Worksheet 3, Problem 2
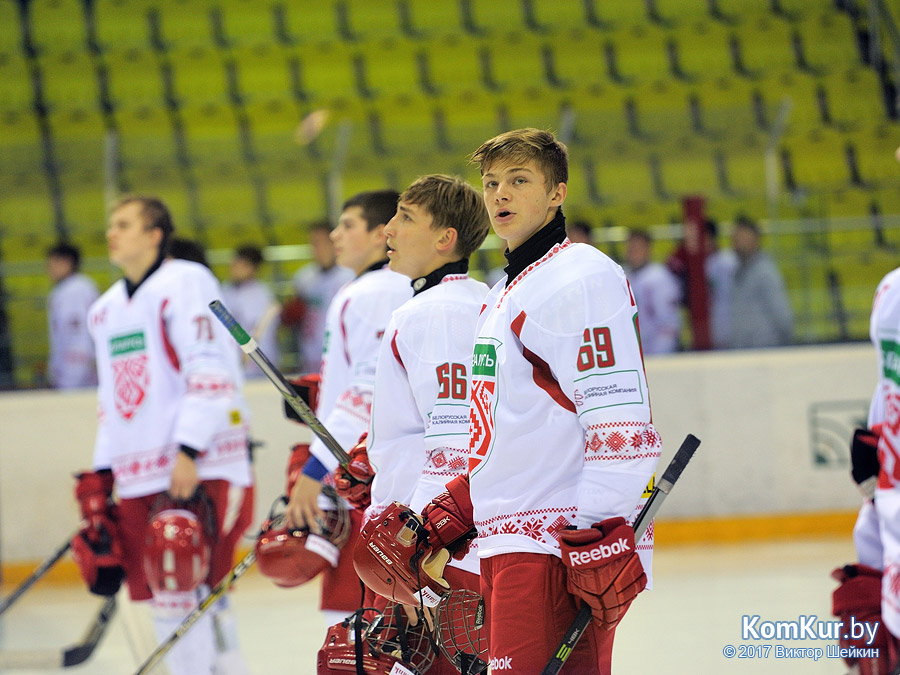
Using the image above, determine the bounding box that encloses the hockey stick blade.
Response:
[0,596,116,670]
[209,299,352,468]
[132,549,257,675]
[540,433,701,675]
[0,533,74,616]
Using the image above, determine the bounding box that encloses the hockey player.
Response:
[333,174,491,672]
[357,129,662,674]
[831,264,900,674]
[46,243,99,389]
[77,195,253,674]
[284,190,411,627]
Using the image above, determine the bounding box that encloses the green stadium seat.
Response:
[168,47,230,107]
[399,0,461,39]
[154,0,215,51]
[610,26,671,86]
[93,0,151,53]
[180,102,246,177]
[232,44,293,104]
[523,0,595,34]
[289,42,357,105]
[826,68,889,127]
[267,174,329,241]
[480,33,547,93]
[104,48,166,111]
[37,51,101,113]
[652,0,710,24]
[0,112,44,194]
[675,21,735,82]
[660,148,721,199]
[216,0,277,48]
[342,0,403,42]
[0,0,23,57]
[0,54,35,114]
[420,35,485,96]
[62,186,107,240]
[357,39,421,100]
[28,0,87,54]
[197,180,264,242]
[115,104,179,180]
[782,126,853,191]
[277,2,339,45]
[848,125,900,188]
[735,16,796,77]
[545,31,609,92]
[797,11,861,74]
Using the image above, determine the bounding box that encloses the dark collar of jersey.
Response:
[503,209,566,286]
[124,252,165,299]
[411,259,469,295]
[359,259,389,277]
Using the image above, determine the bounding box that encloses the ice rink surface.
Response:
[0,537,858,674]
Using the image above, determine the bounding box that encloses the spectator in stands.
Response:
[704,220,739,349]
[667,219,739,349]
[566,219,594,245]
[167,237,209,268]
[623,229,682,354]
[729,216,793,349]
[46,243,99,389]
[222,245,281,377]
[282,222,353,373]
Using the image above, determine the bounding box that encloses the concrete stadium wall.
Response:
[0,344,876,563]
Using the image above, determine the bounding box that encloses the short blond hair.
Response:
[399,175,490,259]
[470,128,568,191]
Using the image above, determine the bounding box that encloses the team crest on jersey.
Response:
[468,340,500,474]
[109,331,149,420]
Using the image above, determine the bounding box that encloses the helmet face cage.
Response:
[435,590,489,675]
[366,602,437,674]
[317,608,433,675]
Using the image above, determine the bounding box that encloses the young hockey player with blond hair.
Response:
[357,129,662,674]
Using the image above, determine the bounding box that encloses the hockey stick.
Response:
[209,299,352,468]
[0,595,117,669]
[540,433,702,675]
[132,549,257,675]
[0,531,75,616]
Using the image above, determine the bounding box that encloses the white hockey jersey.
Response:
[48,273,99,389]
[221,278,281,378]
[468,240,661,583]
[88,259,252,499]
[366,271,489,576]
[868,267,900,489]
[308,265,412,474]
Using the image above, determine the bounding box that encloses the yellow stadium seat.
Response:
[93,0,151,53]
[37,50,101,113]
[28,0,87,54]
[0,54,35,114]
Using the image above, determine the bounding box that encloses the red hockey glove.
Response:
[283,374,321,424]
[421,475,477,561]
[286,443,311,495]
[75,470,115,529]
[832,564,899,675]
[851,428,881,500]
[73,470,124,596]
[559,517,647,631]
[333,434,374,510]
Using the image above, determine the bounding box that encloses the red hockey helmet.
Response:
[316,604,436,675]
[143,493,216,594]
[353,502,450,608]
[256,490,350,588]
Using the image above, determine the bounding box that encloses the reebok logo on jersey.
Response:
[489,656,513,670]
[567,537,630,567]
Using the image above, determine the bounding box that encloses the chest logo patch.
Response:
[468,340,499,473]
[109,331,149,420]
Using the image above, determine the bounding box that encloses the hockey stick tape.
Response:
[209,300,259,354]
